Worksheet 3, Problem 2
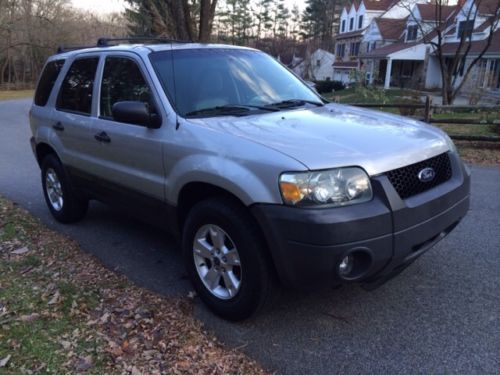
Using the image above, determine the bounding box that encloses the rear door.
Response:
[31,59,66,142]
[52,56,100,172]
[87,53,166,203]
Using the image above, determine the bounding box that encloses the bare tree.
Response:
[0,0,127,88]
[199,0,218,42]
[405,0,499,104]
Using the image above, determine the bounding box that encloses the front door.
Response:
[87,54,166,208]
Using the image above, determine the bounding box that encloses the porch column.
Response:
[384,58,392,89]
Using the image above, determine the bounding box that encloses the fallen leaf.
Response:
[48,291,60,305]
[131,366,142,375]
[0,354,11,367]
[75,355,92,371]
[18,313,40,322]
[60,340,71,350]
[99,312,110,324]
[11,247,29,255]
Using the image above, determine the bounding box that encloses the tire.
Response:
[41,154,88,223]
[182,197,274,321]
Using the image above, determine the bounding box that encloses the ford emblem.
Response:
[418,167,436,182]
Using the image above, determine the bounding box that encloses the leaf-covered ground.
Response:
[455,141,500,165]
[0,197,267,374]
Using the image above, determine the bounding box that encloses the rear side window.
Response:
[57,57,99,115]
[100,57,153,119]
[34,60,65,106]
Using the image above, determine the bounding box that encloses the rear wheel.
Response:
[182,197,274,321]
[41,154,88,223]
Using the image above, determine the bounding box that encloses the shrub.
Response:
[314,80,345,94]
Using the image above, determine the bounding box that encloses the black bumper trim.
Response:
[251,154,471,290]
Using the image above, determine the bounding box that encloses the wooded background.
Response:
[0,0,347,88]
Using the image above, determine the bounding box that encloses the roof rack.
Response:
[96,37,191,47]
[56,36,191,54]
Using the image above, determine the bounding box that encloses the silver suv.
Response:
[30,38,470,321]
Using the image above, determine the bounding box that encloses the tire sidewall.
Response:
[183,200,267,320]
[41,154,84,222]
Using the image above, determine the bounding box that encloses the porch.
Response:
[361,42,427,89]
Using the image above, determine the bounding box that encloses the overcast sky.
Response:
[71,0,304,14]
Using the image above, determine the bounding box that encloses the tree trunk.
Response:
[198,0,217,42]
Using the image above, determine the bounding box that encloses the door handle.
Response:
[52,122,64,131]
[94,131,111,143]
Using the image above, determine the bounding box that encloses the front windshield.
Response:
[149,48,322,117]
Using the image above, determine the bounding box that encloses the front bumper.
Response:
[251,152,470,289]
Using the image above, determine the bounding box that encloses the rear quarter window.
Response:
[34,59,65,106]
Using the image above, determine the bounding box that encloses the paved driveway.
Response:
[1,98,499,374]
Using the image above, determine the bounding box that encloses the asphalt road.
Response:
[1,98,499,374]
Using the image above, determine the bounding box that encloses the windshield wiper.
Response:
[185,104,279,118]
[265,99,324,109]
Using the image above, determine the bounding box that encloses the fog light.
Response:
[338,255,354,276]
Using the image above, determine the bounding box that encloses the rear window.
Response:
[56,57,99,115]
[34,60,65,106]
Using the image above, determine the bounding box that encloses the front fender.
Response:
[166,154,281,206]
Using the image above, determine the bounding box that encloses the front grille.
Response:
[385,153,452,199]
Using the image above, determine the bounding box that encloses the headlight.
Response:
[444,133,458,154]
[279,167,372,207]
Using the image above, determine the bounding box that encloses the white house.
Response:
[292,49,336,81]
[360,0,499,94]
[333,0,417,84]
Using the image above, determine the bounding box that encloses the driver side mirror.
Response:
[111,101,162,129]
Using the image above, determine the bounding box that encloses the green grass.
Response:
[0,89,34,101]
[0,209,107,374]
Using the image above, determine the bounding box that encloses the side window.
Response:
[34,59,65,106]
[100,57,154,120]
[57,57,99,115]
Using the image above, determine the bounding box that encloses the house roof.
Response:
[416,3,457,21]
[441,28,500,55]
[363,0,395,11]
[476,0,498,15]
[361,41,418,58]
[375,18,407,40]
[335,29,366,40]
[333,61,359,68]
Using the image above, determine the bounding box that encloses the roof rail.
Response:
[56,45,96,54]
[56,36,192,54]
[96,37,191,47]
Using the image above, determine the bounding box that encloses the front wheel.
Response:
[41,154,88,223]
[182,197,274,321]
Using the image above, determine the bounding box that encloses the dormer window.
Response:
[358,15,363,29]
[350,18,354,31]
[457,20,474,39]
[341,19,346,32]
[407,25,418,41]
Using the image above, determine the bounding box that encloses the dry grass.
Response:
[456,141,500,165]
[0,90,34,101]
[0,197,268,374]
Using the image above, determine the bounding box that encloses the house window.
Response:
[457,20,474,39]
[350,18,354,31]
[350,42,360,57]
[446,57,465,77]
[316,59,321,66]
[486,59,500,89]
[341,20,346,32]
[336,44,346,58]
[358,15,363,29]
[407,25,418,41]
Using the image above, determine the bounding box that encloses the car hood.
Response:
[186,103,450,175]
